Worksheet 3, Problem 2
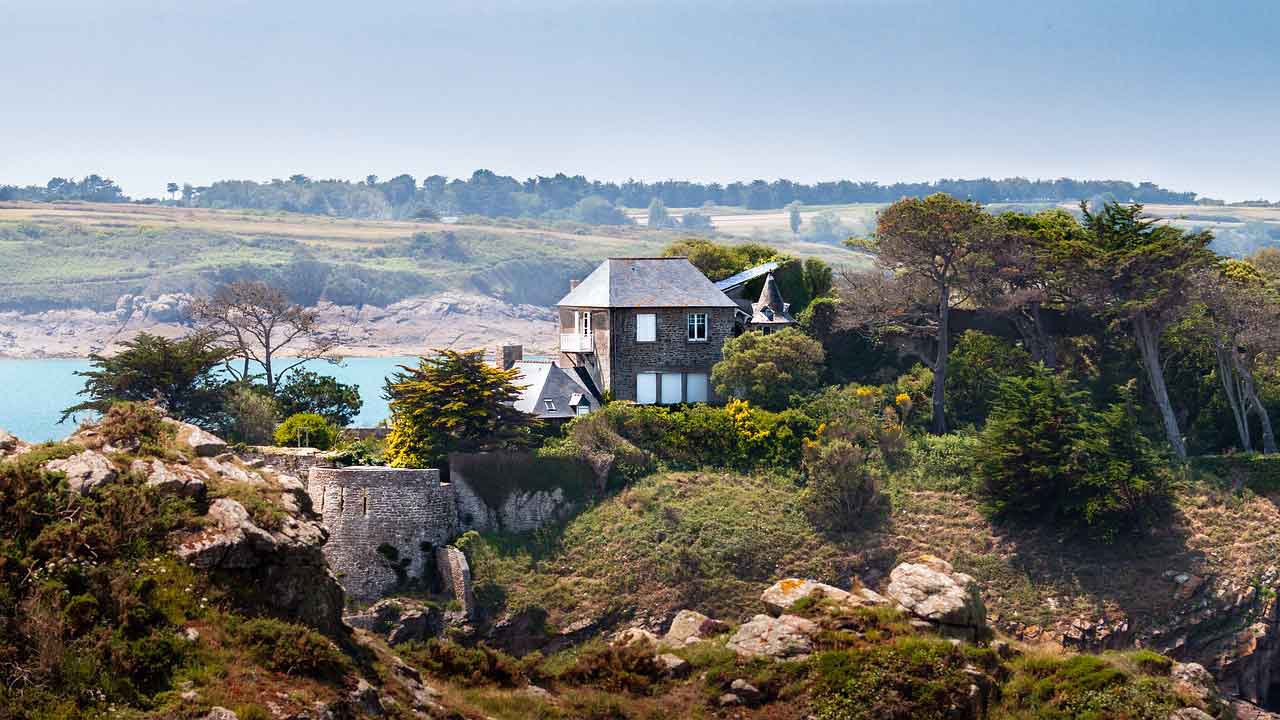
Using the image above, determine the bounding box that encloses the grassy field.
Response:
[0,201,861,311]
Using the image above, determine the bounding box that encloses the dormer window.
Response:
[687,313,708,342]
[544,399,556,412]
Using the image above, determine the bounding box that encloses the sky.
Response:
[2,0,1278,201]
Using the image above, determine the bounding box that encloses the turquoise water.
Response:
[0,357,418,443]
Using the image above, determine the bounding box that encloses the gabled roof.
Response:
[750,272,796,326]
[558,258,738,309]
[512,361,599,419]
[714,260,781,295]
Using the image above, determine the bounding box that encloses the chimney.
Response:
[569,279,579,292]
[500,344,523,370]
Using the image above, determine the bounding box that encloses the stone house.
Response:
[556,257,739,405]
[493,344,599,422]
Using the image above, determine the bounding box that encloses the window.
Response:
[576,404,591,416]
[579,311,592,336]
[686,373,708,403]
[636,313,656,342]
[687,313,708,341]
[636,373,657,404]
[543,399,556,412]
[661,373,683,404]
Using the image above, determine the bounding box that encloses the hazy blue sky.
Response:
[3,0,1278,200]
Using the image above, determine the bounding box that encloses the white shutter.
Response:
[686,373,708,403]
[636,373,657,404]
[636,313,656,342]
[661,373,683,404]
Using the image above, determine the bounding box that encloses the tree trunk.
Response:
[1216,344,1251,451]
[1235,352,1277,454]
[1012,303,1058,369]
[932,284,950,435]
[1133,312,1186,459]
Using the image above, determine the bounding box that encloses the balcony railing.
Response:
[560,332,595,353]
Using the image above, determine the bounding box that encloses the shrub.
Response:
[98,401,166,450]
[977,369,1170,539]
[274,412,339,450]
[396,639,525,687]
[234,618,350,679]
[220,384,279,445]
[810,637,985,720]
[557,640,664,694]
[945,330,1032,428]
[275,370,362,427]
[712,328,826,410]
[800,389,894,531]
[998,653,1183,720]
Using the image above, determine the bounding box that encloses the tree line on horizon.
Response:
[3,169,1251,222]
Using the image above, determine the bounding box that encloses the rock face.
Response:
[45,450,118,494]
[345,598,444,645]
[726,614,819,660]
[887,555,986,634]
[176,497,345,635]
[665,609,729,645]
[167,419,228,457]
[762,578,850,615]
[130,458,207,499]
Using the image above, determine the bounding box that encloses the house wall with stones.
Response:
[606,306,736,403]
[307,467,458,602]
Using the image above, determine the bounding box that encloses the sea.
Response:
[0,357,419,443]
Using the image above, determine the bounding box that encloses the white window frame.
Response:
[687,312,708,342]
[636,313,656,342]
[686,373,709,403]
[636,372,657,405]
[543,399,556,412]
[660,372,683,405]
[575,404,591,416]
[579,310,592,336]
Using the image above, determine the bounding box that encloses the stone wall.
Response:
[307,466,458,602]
[607,306,736,403]
[436,546,475,620]
[243,446,335,477]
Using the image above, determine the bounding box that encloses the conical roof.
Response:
[749,272,796,326]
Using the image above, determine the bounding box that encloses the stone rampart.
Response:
[307,466,457,602]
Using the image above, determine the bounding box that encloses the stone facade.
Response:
[307,467,458,601]
[560,305,735,403]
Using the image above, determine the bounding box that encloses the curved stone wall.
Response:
[307,466,458,601]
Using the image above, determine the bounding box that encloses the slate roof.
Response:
[714,260,781,294]
[512,361,599,419]
[558,258,738,309]
[750,272,796,326]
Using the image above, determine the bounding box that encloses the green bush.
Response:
[273,412,339,450]
[552,400,817,484]
[396,639,525,687]
[98,401,167,451]
[711,328,826,410]
[234,618,350,679]
[810,637,988,720]
[977,370,1170,539]
[997,653,1183,720]
[557,640,664,694]
[901,433,981,493]
[945,331,1032,428]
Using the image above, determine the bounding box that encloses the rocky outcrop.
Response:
[45,450,117,494]
[726,614,819,660]
[664,609,728,645]
[760,578,890,616]
[168,419,228,457]
[887,555,987,640]
[345,598,445,645]
[177,497,344,635]
[130,458,207,499]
